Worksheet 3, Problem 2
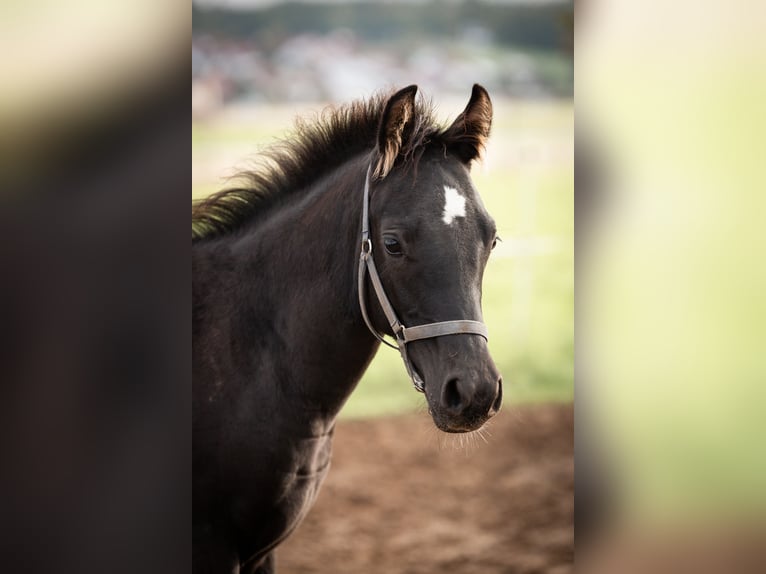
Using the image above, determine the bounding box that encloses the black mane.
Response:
[192,90,442,242]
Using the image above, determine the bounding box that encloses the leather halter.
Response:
[357,164,489,393]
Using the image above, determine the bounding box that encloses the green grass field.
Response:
[193,99,573,418]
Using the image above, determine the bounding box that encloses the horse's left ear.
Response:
[444,84,493,165]
[374,84,418,179]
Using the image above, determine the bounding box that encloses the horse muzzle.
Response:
[412,337,503,433]
[429,374,503,433]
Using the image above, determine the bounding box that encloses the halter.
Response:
[357,164,489,393]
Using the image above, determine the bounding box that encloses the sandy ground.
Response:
[278,403,573,574]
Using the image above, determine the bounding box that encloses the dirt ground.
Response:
[278,403,573,574]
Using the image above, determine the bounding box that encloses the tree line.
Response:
[193,1,573,56]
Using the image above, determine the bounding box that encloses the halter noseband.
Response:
[357,164,489,393]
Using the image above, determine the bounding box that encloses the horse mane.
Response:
[192,89,442,242]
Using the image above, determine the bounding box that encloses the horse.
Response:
[192,84,503,573]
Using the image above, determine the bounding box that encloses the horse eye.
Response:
[384,237,403,256]
[491,236,502,250]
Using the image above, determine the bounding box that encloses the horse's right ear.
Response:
[443,84,493,165]
[374,85,418,179]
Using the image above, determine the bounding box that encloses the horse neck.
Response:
[231,155,379,426]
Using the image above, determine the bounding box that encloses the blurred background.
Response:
[193,1,573,572]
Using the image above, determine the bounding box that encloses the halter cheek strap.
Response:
[357,164,489,393]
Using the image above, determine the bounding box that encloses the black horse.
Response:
[193,85,503,573]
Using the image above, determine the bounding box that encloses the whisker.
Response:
[437,430,446,452]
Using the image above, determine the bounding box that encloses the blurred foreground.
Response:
[577,0,766,571]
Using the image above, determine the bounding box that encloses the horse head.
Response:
[363,84,503,433]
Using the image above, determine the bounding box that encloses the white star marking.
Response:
[442,186,467,225]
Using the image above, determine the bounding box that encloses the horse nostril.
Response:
[442,378,464,412]
[490,377,503,414]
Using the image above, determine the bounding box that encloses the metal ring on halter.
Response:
[362,239,372,254]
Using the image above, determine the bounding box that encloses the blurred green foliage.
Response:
[193,1,573,54]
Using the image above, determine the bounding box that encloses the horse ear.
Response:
[374,84,418,179]
[444,84,493,164]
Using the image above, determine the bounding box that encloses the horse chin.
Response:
[428,409,491,434]
[434,419,487,433]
